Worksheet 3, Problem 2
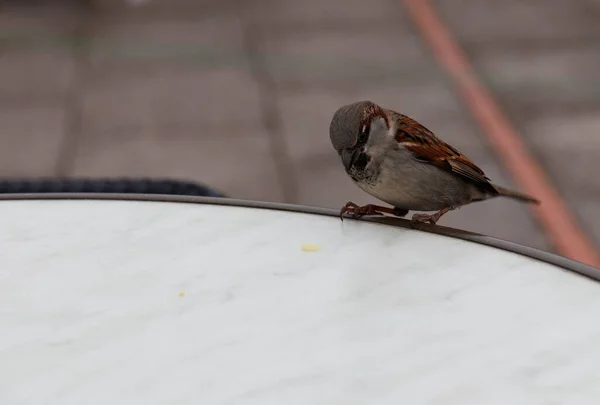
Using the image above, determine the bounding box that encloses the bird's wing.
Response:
[393,113,497,193]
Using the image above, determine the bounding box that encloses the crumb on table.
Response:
[301,244,321,252]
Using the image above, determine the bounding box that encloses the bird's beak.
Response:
[341,148,358,172]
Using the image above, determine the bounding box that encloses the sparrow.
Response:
[329,100,540,224]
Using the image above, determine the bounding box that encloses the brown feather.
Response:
[392,112,498,195]
[362,103,390,129]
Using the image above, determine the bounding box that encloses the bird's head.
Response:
[329,100,390,172]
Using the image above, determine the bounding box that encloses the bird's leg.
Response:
[340,202,408,221]
[340,202,378,220]
[411,207,451,225]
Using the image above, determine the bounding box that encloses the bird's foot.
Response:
[340,202,382,220]
[410,208,451,226]
[340,202,408,221]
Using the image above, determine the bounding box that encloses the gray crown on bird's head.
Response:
[329,101,376,151]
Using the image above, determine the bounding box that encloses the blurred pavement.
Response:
[1,0,599,253]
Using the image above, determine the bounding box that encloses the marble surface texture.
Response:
[1,199,600,405]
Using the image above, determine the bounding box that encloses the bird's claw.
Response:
[410,208,451,226]
[339,202,384,221]
[410,213,438,225]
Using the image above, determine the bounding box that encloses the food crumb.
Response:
[178,291,185,297]
[301,244,321,252]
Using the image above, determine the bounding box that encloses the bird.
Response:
[329,100,540,225]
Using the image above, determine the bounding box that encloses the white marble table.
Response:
[1,196,600,405]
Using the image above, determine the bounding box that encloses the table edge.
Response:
[1,192,599,281]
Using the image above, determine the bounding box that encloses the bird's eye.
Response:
[358,124,370,144]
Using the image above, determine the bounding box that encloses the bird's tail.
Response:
[492,185,540,204]
[494,184,540,204]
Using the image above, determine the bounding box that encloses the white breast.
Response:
[355,147,483,211]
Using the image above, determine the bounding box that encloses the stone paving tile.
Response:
[71,127,284,201]
[90,0,230,15]
[261,27,438,90]
[81,10,261,132]
[0,48,76,103]
[81,66,262,133]
[243,0,400,29]
[0,1,80,103]
[471,45,600,117]
[87,13,246,71]
[524,112,600,247]
[278,85,547,250]
[0,106,66,177]
[434,0,600,45]
[0,2,81,35]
